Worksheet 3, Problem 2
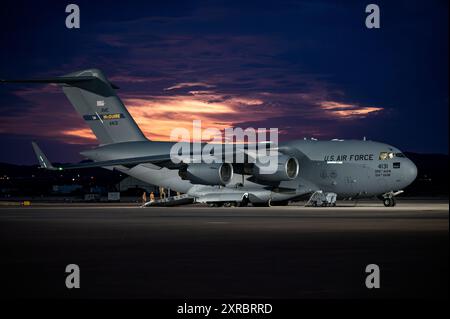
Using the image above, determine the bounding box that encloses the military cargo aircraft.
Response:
[1,69,417,207]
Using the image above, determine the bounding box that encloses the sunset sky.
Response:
[0,0,448,164]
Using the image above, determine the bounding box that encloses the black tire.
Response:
[383,198,392,207]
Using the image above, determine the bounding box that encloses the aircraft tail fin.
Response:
[31,141,56,170]
[1,69,147,145]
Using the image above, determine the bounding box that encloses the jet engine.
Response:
[252,155,299,182]
[179,163,233,186]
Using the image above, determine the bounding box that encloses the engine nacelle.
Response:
[179,163,233,186]
[253,155,299,182]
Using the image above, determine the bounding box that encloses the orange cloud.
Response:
[121,92,270,141]
[125,96,234,114]
[319,101,383,118]
[1,84,385,146]
[61,128,97,143]
[165,82,216,91]
[125,96,236,141]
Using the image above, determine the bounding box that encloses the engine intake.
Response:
[179,163,233,186]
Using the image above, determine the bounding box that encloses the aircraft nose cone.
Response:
[405,159,418,185]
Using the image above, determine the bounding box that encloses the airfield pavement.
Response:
[0,199,448,299]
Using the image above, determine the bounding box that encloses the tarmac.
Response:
[0,199,448,299]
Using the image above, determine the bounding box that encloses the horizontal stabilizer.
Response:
[0,76,119,89]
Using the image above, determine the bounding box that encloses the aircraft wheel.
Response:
[383,198,394,207]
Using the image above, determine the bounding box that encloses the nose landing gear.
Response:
[380,190,403,207]
[383,197,396,207]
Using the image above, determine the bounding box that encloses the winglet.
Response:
[31,142,58,170]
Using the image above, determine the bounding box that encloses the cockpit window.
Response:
[395,153,406,158]
[379,151,395,160]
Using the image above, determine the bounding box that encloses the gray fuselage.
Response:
[81,139,418,203]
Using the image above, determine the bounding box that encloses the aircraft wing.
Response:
[31,142,171,170]
[31,141,310,171]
